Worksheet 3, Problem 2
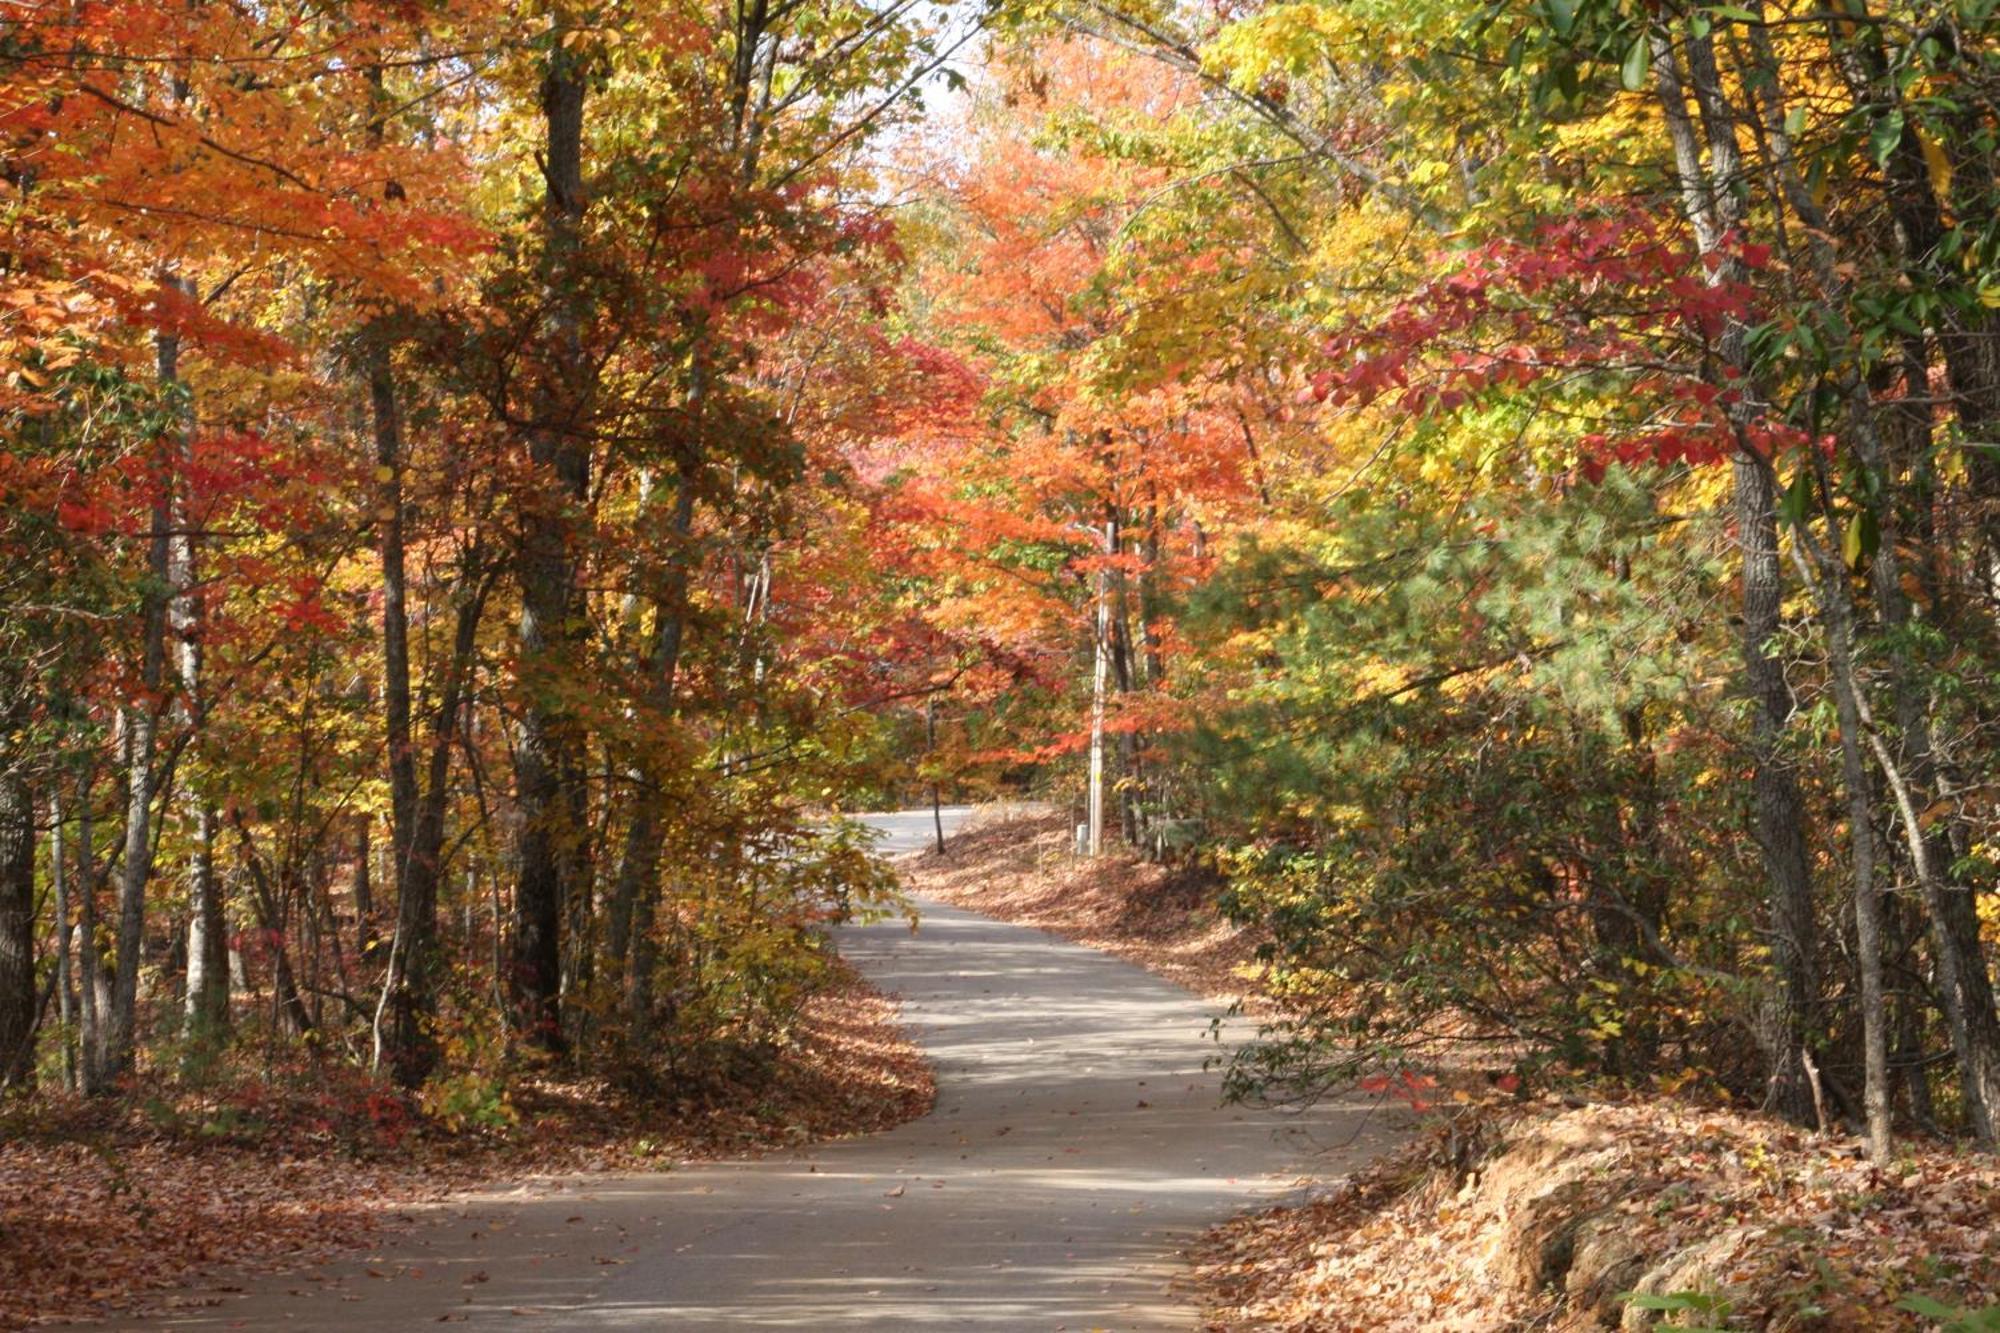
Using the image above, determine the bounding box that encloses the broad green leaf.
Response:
[1621,33,1650,92]
[1844,509,1879,569]
[1870,109,1906,166]
[1778,469,1814,528]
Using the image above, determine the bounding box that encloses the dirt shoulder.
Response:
[0,961,933,1329]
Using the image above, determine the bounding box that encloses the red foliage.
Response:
[1308,210,1785,477]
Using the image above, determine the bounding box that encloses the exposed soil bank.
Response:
[1195,1100,2000,1330]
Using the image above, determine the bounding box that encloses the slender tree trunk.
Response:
[369,349,434,1086]
[372,345,418,914]
[170,335,226,1040]
[52,786,75,1090]
[1087,522,1111,858]
[1790,534,1892,1161]
[233,823,314,1039]
[384,572,486,1088]
[1106,508,1144,845]
[0,767,35,1087]
[610,473,697,1028]
[927,694,945,856]
[352,818,375,954]
[108,324,181,1081]
[77,766,108,1093]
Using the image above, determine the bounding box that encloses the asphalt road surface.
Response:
[121,809,1401,1331]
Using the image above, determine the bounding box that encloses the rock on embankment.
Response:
[1198,1101,1999,1331]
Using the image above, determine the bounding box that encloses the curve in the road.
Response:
[123,823,1403,1331]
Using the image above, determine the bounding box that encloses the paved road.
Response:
[123,810,1401,1330]
[857,804,979,855]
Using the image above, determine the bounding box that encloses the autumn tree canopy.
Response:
[4,0,2000,1203]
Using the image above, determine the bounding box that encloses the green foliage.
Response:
[1620,1288,1735,1331]
[1899,1296,2000,1332]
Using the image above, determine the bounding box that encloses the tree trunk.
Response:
[372,345,418,921]
[509,46,590,1055]
[609,473,697,1030]
[52,786,75,1089]
[169,330,226,1041]
[233,822,314,1039]
[76,768,109,1094]
[107,325,180,1082]
[369,347,437,1087]
[1790,531,1892,1162]
[352,818,375,955]
[182,803,226,1039]
[1740,10,2000,1143]
[0,767,35,1087]
[928,694,945,856]
[1087,521,1111,858]
[1106,507,1144,846]
[1830,4,2000,589]
[1651,26,1820,1123]
[384,569,487,1088]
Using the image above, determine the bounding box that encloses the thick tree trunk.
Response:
[368,348,437,1087]
[0,768,35,1088]
[1650,27,1820,1123]
[509,48,590,1054]
[1735,454,1822,1123]
[182,803,226,1038]
[384,572,485,1088]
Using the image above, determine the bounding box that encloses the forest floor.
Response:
[908,809,2000,1332]
[0,962,933,1330]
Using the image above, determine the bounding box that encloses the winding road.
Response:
[127,809,1400,1330]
